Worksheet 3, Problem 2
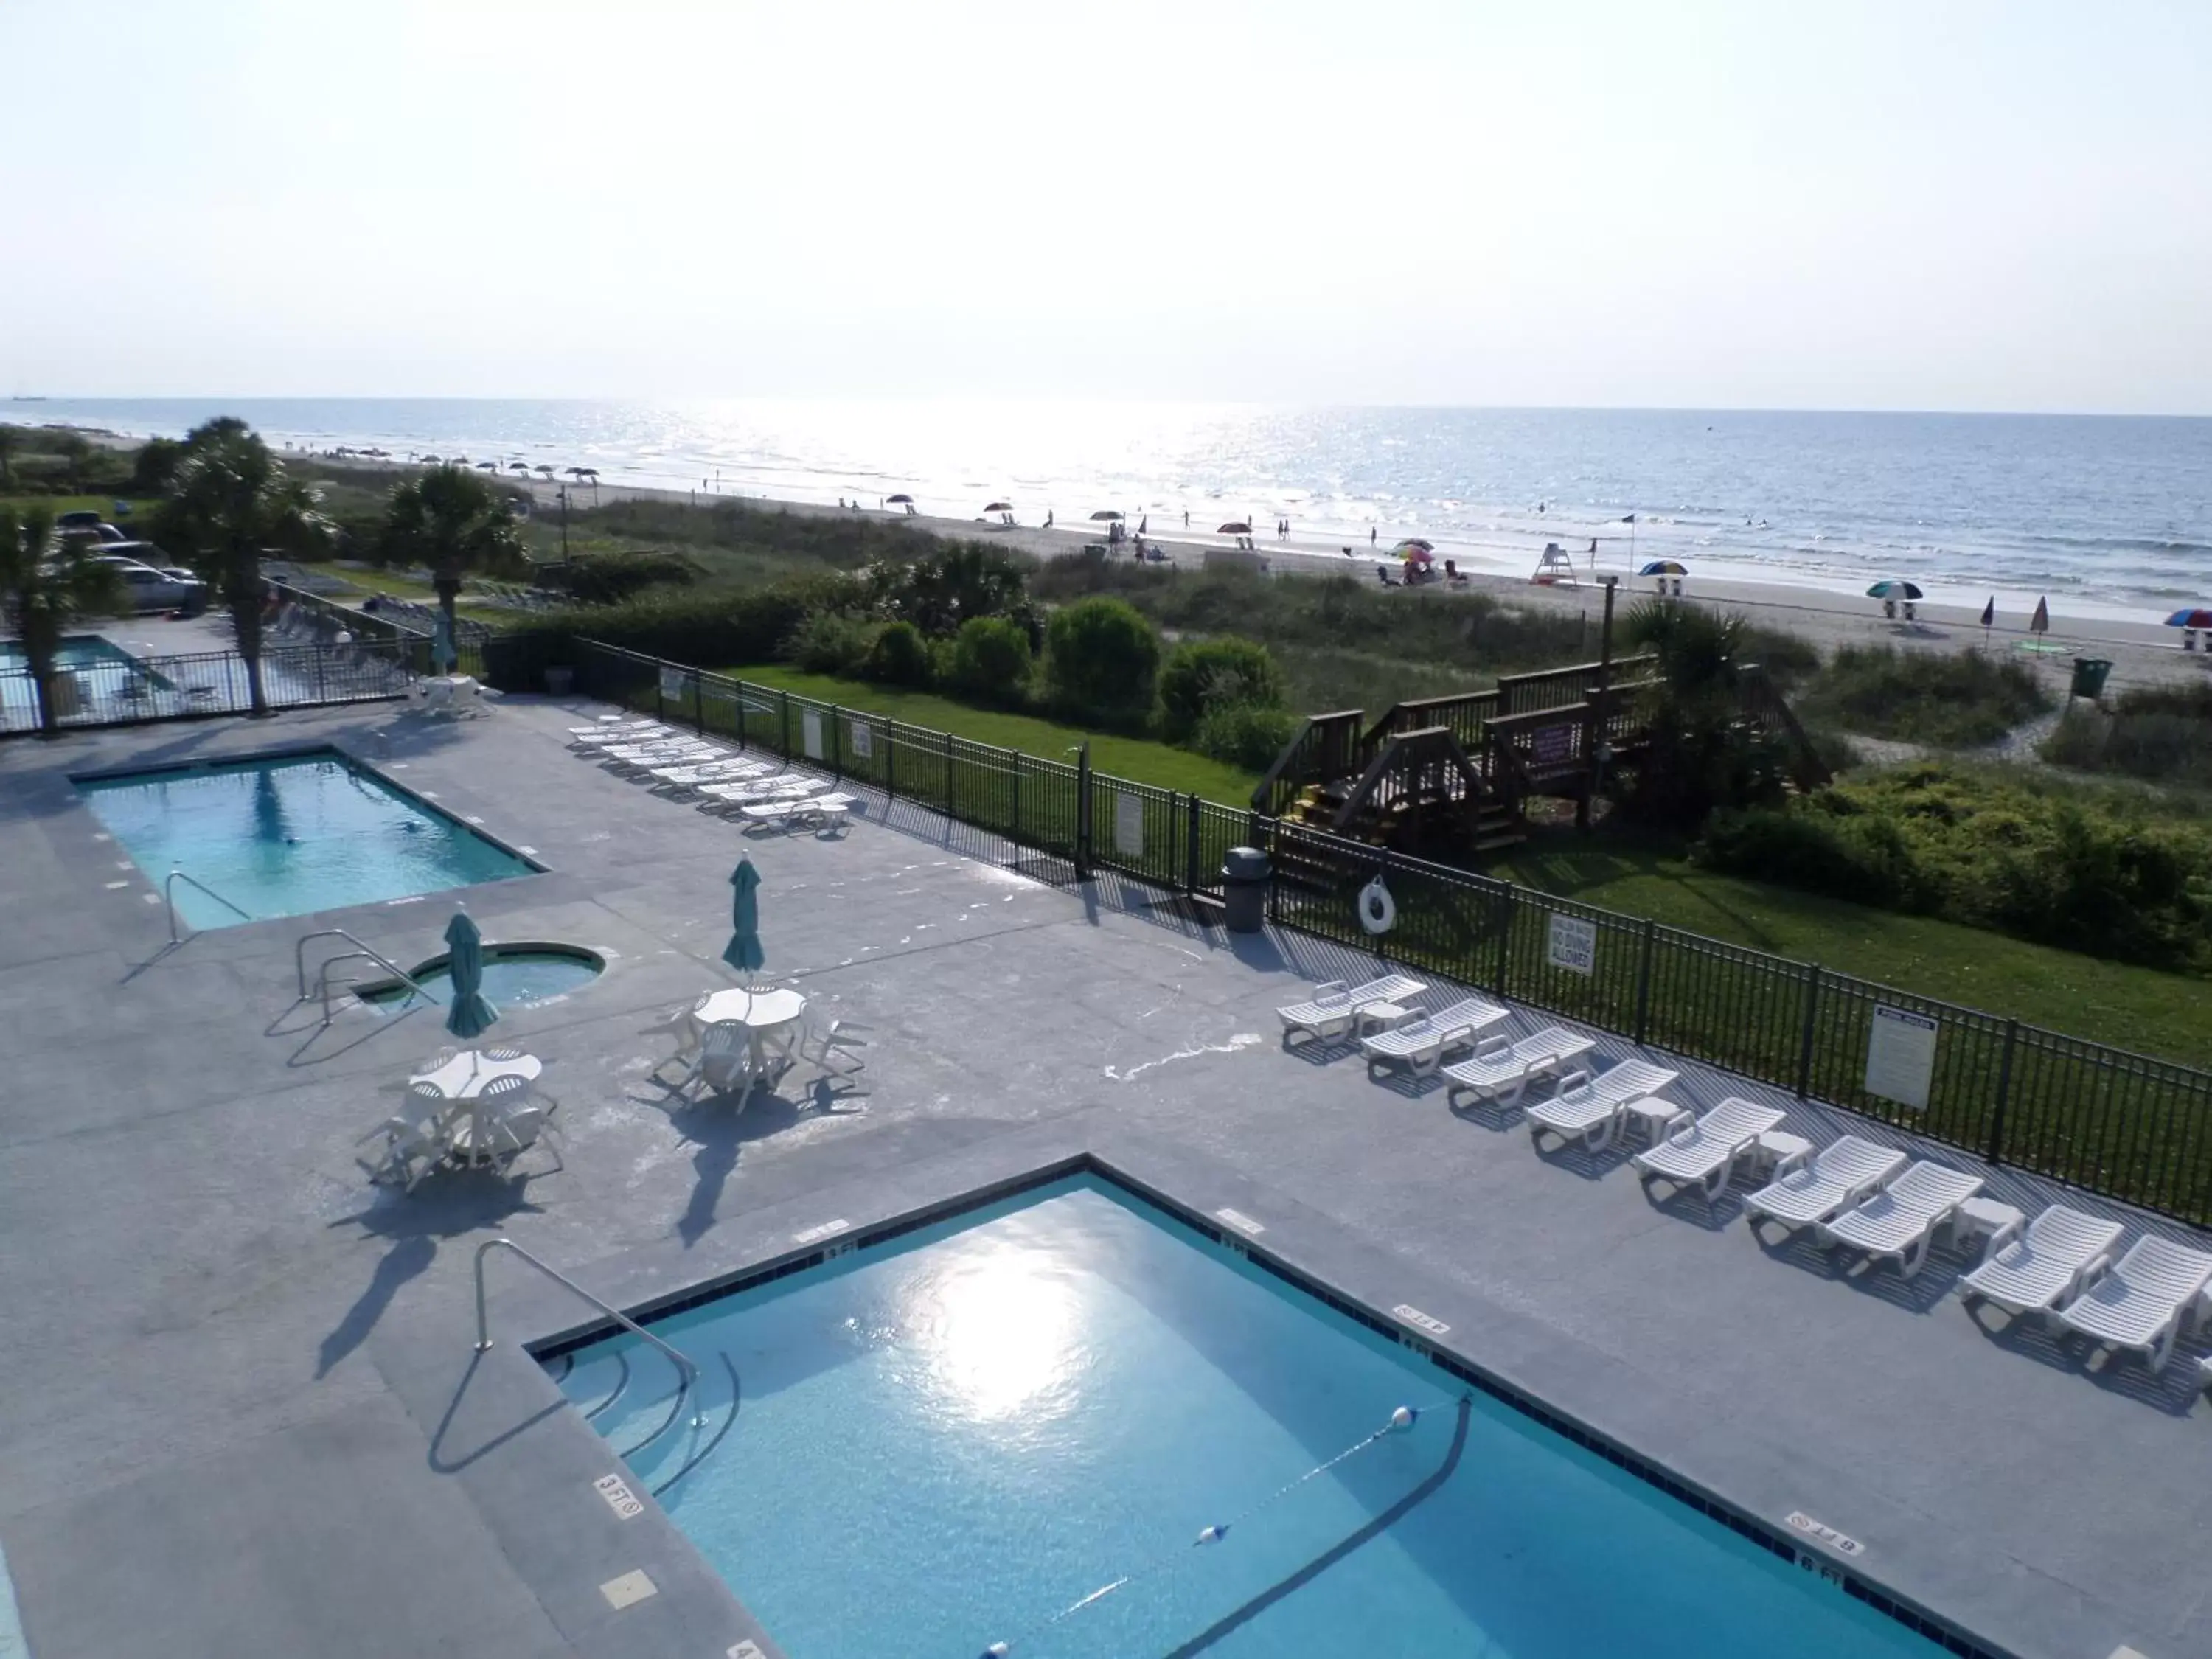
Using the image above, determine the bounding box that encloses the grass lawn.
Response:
[1486,833,2212,1061]
[723,664,1263,803]
[273,559,508,622]
[3,494,161,524]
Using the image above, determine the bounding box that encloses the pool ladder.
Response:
[296,927,442,1026]
[164,866,252,943]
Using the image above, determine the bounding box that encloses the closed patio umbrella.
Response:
[431,611,457,674]
[723,856,765,972]
[443,911,499,1040]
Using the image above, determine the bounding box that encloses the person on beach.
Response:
[1045,509,1054,529]
[1183,510,1190,528]
[1369,526,1377,546]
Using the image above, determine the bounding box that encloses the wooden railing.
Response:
[1494,653,1655,717]
[1251,709,1365,815]
[1357,690,1501,759]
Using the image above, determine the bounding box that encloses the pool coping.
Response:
[373,1108,2060,1659]
[351,940,610,1006]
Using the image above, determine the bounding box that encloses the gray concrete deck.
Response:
[1,696,2207,1659]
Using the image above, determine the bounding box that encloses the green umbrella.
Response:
[431,611,457,675]
[722,857,765,972]
[443,911,499,1039]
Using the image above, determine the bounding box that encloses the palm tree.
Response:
[380,465,527,659]
[152,419,333,717]
[1619,599,1791,826]
[0,504,125,734]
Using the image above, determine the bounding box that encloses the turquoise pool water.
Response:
[0,634,142,671]
[78,750,535,928]
[558,1180,1950,1659]
[358,945,602,1009]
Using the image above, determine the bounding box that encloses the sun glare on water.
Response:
[905,1241,1084,1425]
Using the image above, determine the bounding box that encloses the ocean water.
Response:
[562,1179,1950,1659]
[19,397,2210,614]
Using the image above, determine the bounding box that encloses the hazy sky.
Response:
[4,0,2208,412]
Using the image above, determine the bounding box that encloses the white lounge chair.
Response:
[1957,1205,2124,1321]
[1359,996,1508,1077]
[604,742,723,774]
[568,718,656,736]
[1525,1058,1681,1152]
[1439,1028,1596,1113]
[1741,1135,1907,1238]
[2056,1234,2212,1371]
[1631,1096,1787,1203]
[1817,1160,1984,1278]
[743,790,858,830]
[700,775,824,810]
[570,722,670,748]
[1276,974,1429,1048]
[651,757,771,787]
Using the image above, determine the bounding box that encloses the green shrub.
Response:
[493,571,865,669]
[868,543,1036,637]
[1796,645,2051,748]
[536,550,697,605]
[1044,596,1160,728]
[942,614,1033,704]
[2043,685,2212,788]
[1697,764,2212,973]
[1192,703,1298,771]
[1157,636,1287,740]
[787,610,880,677]
[862,619,933,686]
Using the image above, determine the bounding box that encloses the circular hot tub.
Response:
[356,942,605,1011]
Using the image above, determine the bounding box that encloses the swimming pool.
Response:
[554,1179,1957,1659]
[77,749,538,928]
[0,634,144,672]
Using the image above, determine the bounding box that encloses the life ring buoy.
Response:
[1359,876,1397,935]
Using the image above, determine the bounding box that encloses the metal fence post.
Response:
[1011,749,1023,843]
[1988,1019,2019,1166]
[885,723,897,801]
[1632,917,1656,1046]
[1492,885,1516,998]
[830,707,844,780]
[1184,794,1203,897]
[945,730,956,815]
[1795,965,1823,1099]
[781,690,793,757]
[694,674,705,737]
[1074,743,1092,879]
[654,659,667,723]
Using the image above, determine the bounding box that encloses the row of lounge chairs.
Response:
[566,719,853,832]
[1279,973,2212,1380]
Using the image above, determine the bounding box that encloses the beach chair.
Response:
[1439,1028,1595,1113]
[743,790,856,831]
[604,741,722,774]
[666,1020,754,1103]
[793,1002,869,1078]
[1816,1160,1984,1278]
[570,722,669,748]
[650,758,773,795]
[1525,1057,1681,1153]
[1740,1135,1907,1239]
[1956,1205,2124,1322]
[1359,996,1509,1077]
[355,1080,454,1191]
[2055,1234,2212,1372]
[1275,974,1428,1048]
[1631,1096,1787,1204]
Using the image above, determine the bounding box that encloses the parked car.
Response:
[91,551,207,615]
[56,512,128,543]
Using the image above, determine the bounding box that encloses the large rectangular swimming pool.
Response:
[554,1179,1961,1659]
[77,748,536,928]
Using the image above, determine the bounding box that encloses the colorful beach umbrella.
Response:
[1400,545,1435,565]
[722,857,765,973]
[1639,560,1688,577]
[2164,608,2212,630]
[1394,538,1436,554]
[442,911,499,1040]
[1866,580,1924,600]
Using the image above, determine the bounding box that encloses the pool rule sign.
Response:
[1864,1006,1938,1111]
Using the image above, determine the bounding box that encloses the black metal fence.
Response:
[573,636,2212,1225]
[0,639,445,734]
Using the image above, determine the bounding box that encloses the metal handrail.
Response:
[473,1238,701,1397]
[165,866,252,942]
[295,928,440,1004]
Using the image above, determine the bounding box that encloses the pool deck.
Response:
[1,698,2208,1659]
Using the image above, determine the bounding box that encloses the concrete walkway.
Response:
[0,697,2206,1659]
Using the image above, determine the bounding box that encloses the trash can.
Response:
[544,666,575,696]
[2069,658,2113,700]
[1222,846,1270,934]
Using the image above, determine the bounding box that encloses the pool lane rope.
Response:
[978,1402,1435,1658]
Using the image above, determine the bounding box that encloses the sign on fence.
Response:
[801,709,824,761]
[1865,1005,1938,1111]
[848,719,872,759]
[1114,792,1146,857]
[1533,723,1574,766]
[659,667,689,703]
[1546,912,1597,976]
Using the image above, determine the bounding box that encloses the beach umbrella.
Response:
[535,463,555,476]
[476,459,499,470]
[419,453,442,464]
[1091,509,1124,521]
[1639,560,1688,577]
[1137,515,1147,535]
[1394,538,1436,554]
[451,456,470,466]
[887,493,914,505]
[1399,545,1435,565]
[1866,580,1924,600]
[722,856,765,973]
[2164,608,2212,630]
[508,461,530,473]
[984,500,1013,513]
[2031,597,2050,636]
[1216,521,1251,535]
[442,911,499,1040]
